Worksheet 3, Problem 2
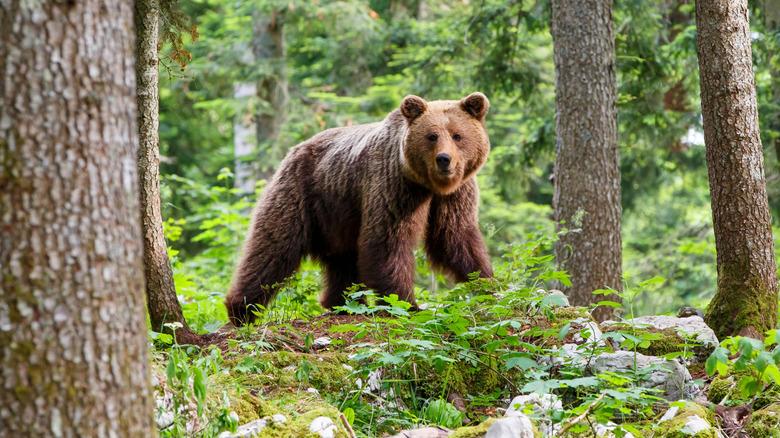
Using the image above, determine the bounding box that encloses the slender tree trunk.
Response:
[0,1,155,435]
[551,0,623,321]
[253,9,288,182]
[136,0,199,344]
[696,0,779,340]
[234,82,258,194]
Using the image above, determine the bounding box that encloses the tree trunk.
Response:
[0,1,155,435]
[766,0,780,179]
[696,0,779,340]
[136,0,199,344]
[550,0,623,322]
[253,9,288,182]
[234,82,258,194]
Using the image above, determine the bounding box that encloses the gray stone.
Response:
[485,414,535,438]
[218,419,267,438]
[271,414,287,424]
[601,315,718,361]
[310,416,338,438]
[659,405,680,422]
[588,351,693,400]
[677,306,704,318]
[312,337,331,350]
[506,394,561,436]
[594,422,635,438]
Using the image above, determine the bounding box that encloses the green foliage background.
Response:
[157,0,780,327]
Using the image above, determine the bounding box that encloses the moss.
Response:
[707,375,734,404]
[705,266,778,340]
[216,351,353,397]
[550,306,592,323]
[744,403,780,438]
[657,402,720,438]
[397,353,502,401]
[707,368,780,409]
[450,418,498,438]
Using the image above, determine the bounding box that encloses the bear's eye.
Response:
[452,134,462,141]
[427,134,438,142]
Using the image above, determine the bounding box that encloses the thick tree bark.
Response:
[696,0,779,339]
[252,9,288,182]
[766,0,780,174]
[551,0,623,321]
[136,0,199,344]
[0,1,155,435]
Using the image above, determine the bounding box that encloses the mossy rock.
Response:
[745,403,780,438]
[449,418,498,438]
[658,403,718,438]
[656,402,720,438]
[550,306,593,324]
[600,325,689,358]
[707,368,780,409]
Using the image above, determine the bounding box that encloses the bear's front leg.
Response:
[357,229,418,309]
[425,178,493,282]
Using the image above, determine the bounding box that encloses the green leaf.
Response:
[705,347,729,376]
[342,408,355,426]
[557,323,571,341]
[400,339,438,349]
[521,379,561,394]
[637,277,666,288]
[505,356,538,371]
[377,352,404,365]
[563,377,600,388]
[756,351,774,373]
[423,399,464,429]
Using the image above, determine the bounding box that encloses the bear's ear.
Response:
[400,95,428,122]
[460,92,489,121]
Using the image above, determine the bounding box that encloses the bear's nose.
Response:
[436,153,451,170]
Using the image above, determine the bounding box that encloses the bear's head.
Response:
[399,92,490,195]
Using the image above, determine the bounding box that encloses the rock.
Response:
[657,401,724,438]
[271,414,287,424]
[307,387,320,395]
[572,319,603,346]
[218,419,268,438]
[677,306,704,318]
[506,393,561,436]
[387,426,453,438]
[312,337,331,350]
[151,374,160,388]
[309,416,338,438]
[588,351,693,400]
[601,315,718,361]
[594,422,634,438]
[485,414,536,438]
[155,410,174,430]
[506,393,562,414]
[659,405,679,422]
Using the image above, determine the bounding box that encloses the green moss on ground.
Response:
[745,403,780,438]
[397,353,502,401]
[706,368,779,409]
[656,402,720,438]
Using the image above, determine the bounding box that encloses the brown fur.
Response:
[226,93,494,326]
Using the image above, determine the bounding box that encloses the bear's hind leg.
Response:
[320,253,360,310]
[226,186,310,326]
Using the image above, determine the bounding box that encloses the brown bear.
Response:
[226,92,494,326]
